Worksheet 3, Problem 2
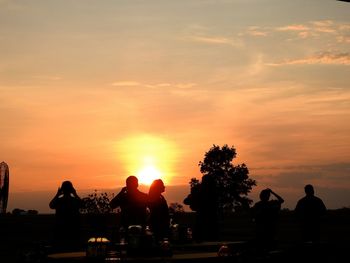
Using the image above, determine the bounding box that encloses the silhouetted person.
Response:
[252,188,284,249]
[148,179,170,242]
[49,181,82,251]
[110,176,148,229]
[184,175,218,242]
[295,184,326,243]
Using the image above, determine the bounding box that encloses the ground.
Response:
[0,209,349,262]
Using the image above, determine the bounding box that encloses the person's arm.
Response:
[110,187,127,209]
[71,187,81,200]
[319,199,327,216]
[71,186,83,208]
[49,187,62,209]
[268,188,284,204]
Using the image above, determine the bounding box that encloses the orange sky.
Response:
[1,0,350,211]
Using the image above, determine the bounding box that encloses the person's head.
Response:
[304,184,314,196]
[126,176,139,191]
[61,181,74,195]
[149,179,165,198]
[259,189,271,202]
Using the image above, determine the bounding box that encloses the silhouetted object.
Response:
[11,208,38,215]
[81,191,112,214]
[184,175,219,242]
[110,176,148,229]
[49,181,82,251]
[252,188,284,248]
[0,161,9,214]
[148,179,170,241]
[196,145,256,213]
[295,184,327,243]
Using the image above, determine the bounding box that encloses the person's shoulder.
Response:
[253,201,262,208]
[297,196,308,203]
[313,196,325,205]
[270,200,282,206]
[313,195,323,201]
[137,190,149,198]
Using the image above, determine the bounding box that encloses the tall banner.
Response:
[0,162,9,214]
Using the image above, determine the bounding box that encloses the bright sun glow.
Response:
[116,134,178,185]
[137,164,162,185]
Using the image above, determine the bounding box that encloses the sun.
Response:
[137,164,162,186]
[116,134,178,186]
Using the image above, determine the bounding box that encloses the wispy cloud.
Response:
[190,36,231,44]
[267,52,350,66]
[187,35,243,47]
[249,20,349,41]
[277,24,310,32]
[111,81,196,89]
[111,81,141,87]
[246,26,268,37]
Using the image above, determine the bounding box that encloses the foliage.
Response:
[169,202,185,215]
[189,178,200,189]
[191,144,256,213]
[80,190,112,214]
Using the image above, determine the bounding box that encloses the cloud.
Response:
[267,51,350,66]
[111,81,141,87]
[183,24,243,47]
[190,36,231,44]
[246,26,268,37]
[255,20,350,41]
[187,35,243,47]
[277,24,310,32]
[111,81,196,89]
[276,20,338,36]
[311,20,334,30]
[252,162,350,189]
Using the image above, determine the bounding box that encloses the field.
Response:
[1,209,349,262]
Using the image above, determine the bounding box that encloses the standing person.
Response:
[295,184,326,243]
[252,188,284,248]
[148,179,170,242]
[49,181,82,251]
[184,175,218,242]
[110,176,149,229]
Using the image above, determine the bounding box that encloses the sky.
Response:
[1,0,350,212]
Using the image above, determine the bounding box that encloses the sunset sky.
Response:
[1,0,350,212]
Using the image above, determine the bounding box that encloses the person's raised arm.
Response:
[71,186,81,200]
[49,187,62,209]
[268,188,284,204]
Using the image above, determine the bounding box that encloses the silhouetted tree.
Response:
[169,202,185,215]
[80,190,112,214]
[195,144,256,213]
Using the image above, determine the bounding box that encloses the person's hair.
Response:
[126,175,138,189]
[259,189,270,201]
[61,181,74,194]
[149,179,164,199]
[304,184,314,196]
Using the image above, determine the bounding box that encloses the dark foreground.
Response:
[1,210,349,263]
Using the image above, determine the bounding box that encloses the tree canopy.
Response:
[189,144,256,213]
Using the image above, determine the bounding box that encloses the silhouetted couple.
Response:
[49,181,82,251]
[184,174,219,242]
[110,176,170,241]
